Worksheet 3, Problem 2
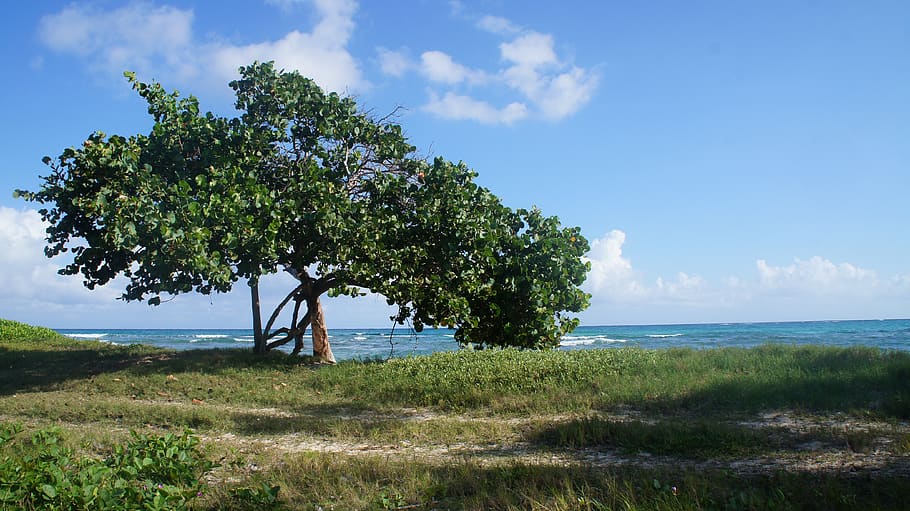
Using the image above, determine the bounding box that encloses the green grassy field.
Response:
[2,318,909,510]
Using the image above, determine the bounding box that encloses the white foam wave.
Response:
[561,335,628,344]
[66,333,107,339]
[195,334,229,339]
[646,333,683,338]
[353,336,368,341]
[560,339,596,347]
[233,337,254,343]
[563,335,599,341]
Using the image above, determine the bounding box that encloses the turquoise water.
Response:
[57,319,910,361]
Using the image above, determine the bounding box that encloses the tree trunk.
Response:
[251,281,267,354]
[291,295,306,355]
[308,295,336,363]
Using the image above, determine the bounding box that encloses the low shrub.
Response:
[0,319,66,343]
[0,423,215,510]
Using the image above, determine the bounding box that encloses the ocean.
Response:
[57,319,910,361]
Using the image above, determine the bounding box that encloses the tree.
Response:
[17,62,590,358]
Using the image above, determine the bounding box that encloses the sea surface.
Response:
[57,319,910,361]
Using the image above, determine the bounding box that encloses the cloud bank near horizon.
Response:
[581,229,910,323]
[2,207,906,328]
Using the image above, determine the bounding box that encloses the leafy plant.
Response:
[0,319,67,343]
[229,483,282,509]
[0,424,217,510]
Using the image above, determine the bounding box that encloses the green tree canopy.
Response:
[17,62,590,358]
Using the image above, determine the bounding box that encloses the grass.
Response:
[5,339,908,418]
[205,452,910,511]
[2,318,910,510]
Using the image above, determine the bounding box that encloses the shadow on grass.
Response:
[642,347,910,419]
[0,344,317,396]
[4,343,909,422]
[229,409,387,437]
[236,449,910,511]
[523,417,842,460]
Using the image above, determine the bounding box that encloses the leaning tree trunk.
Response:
[308,295,336,363]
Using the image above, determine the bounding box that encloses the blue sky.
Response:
[1,0,908,329]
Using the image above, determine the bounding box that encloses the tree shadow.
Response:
[641,348,910,419]
[0,344,320,396]
[521,416,870,460]
[256,445,910,511]
[229,406,390,437]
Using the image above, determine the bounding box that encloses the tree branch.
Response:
[266,310,311,350]
[263,283,306,339]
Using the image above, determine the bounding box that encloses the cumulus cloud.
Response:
[0,208,120,312]
[0,208,398,328]
[424,91,528,124]
[39,3,196,82]
[476,15,521,35]
[756,257,881,296]
[500,32,558,68]
[655,273,707,301]
[584,230,643,298]
[38,0,365,94]
[388,12,597,123]
[583,230,709,306]
[500,32,598,120]
[419,51,487,85]
[376,47,411,77]
[581,228,910,324]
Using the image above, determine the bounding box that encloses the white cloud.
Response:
[0,207,400,329]
[583,230,644,298]
[891,274,910,290]
[582,229,909,324]
[4,207,905,328]
[536,67,600,119]
[500,32,598,120]
[500,32,558,68]
[38,0,365,94]
[419,51,487,85]
[209,22,363,93]
[400,15,598,123]
[583,230,711,305]
[477,15,521,35]
[39,3,195,82]
[655,273,706,301]
[756,257,881,296]
[377,47,411,77]
[0,208,120,311]
[424,91,528,125]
